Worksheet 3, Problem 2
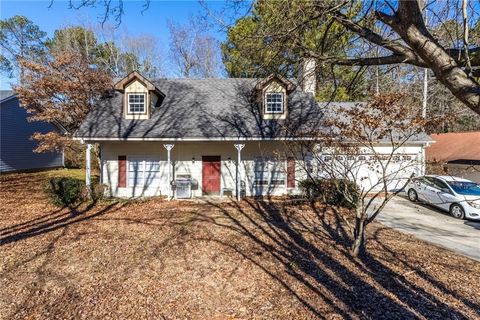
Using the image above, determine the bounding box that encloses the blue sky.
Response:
[0,0,232,89]
[0,0,227,39]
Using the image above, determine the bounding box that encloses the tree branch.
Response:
[331,11,428,67]
[333,54,427,67]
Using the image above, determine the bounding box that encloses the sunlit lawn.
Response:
[1,169,479,319]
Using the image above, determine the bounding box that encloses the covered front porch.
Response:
[83,141,303,199]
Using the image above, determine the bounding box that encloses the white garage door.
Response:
[316,153,421,192]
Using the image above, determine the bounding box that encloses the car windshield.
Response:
[447,181,480,196]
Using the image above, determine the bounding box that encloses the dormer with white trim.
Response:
[114,71,164,120]
[255,74,295,120]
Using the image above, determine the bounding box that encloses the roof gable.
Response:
[114,71,164,97]
[254,74,296,92]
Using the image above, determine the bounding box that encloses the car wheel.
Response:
[450,204,465,219]
[408,189,418,202]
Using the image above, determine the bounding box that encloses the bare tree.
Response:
[294,94,440,256]
[95,25,164,78]
[121,34,164,78]
[94,24,128,77]
[167,18,223,78]
[311,1,479,115]
[327,0,480,115]
[47,25,98,62]
[48,0,151,26]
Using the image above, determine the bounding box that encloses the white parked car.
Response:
[406,175,480,220]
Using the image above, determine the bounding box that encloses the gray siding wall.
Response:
[0,96,64,172]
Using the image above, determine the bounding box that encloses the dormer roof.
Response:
[254,74,296,92]
[114,71,165,97]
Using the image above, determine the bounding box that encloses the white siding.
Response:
[99,141,425,198]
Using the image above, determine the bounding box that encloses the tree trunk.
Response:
[352,213,366,257]
[377,0,480,115]
[400,25,479,115]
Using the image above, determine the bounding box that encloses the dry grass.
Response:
[1,169,479,319]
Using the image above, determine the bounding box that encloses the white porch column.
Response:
[234,144,245,201]
[85,143,92,190]
[164,144,174,200]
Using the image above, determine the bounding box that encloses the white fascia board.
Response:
[73,136,318,142]
[73,136,432,145]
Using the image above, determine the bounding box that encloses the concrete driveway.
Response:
[377,196,480,261]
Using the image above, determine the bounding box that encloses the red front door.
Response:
[202,156,221,195]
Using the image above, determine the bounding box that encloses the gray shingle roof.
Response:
[319,101,432,142]
[0,90,15,102]
[75,79,431,142]
[76,78,321,140]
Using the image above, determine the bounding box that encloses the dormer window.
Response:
[265,92,284,114]
[254,74,294,120]
[114,71,165,120]
[128,93,146,113]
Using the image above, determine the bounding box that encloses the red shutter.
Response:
[287,157,296,188]
[118,156,127,188]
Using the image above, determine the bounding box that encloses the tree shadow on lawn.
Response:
[2,216,94,319]
[196,198,478,319]
[0,207,66,236]
[2,195,478,319]
[367,227,480,318]
[0,201,122,246]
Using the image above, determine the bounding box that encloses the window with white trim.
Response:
[128,159,143,186]
[128,157,160,187]
[253,158,286,186]
[265,92,284,113]
[128,93,146,113]
[144,160,161,186]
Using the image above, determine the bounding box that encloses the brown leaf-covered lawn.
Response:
[1,169,479,319]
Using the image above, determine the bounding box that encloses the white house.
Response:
[75,62,431,199]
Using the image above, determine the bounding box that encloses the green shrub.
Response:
[299,178,359,208]
[44,176,107,207]
[89,177,107,202]
[45,177,85,207]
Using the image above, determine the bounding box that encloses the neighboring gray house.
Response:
[0,90,64,172]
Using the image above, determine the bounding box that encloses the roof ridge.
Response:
[152,77,258,81]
